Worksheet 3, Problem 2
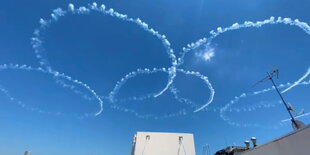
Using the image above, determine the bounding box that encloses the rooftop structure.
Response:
[240,125,310,155]
[215,125,310,155]
[131,132,196,155]
[24,151,31,155]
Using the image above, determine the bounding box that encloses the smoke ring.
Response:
[31,2,178,100]
[0,64,104,117]
[220,80,310,128]
[108,67,215,117]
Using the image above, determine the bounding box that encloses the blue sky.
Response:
[0,0,309,154]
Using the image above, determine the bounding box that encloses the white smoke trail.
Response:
[107,91,189,119]
[108,67,166,103]
[110,104,188,119]
[55,79,94,101]
[177,69,215,112]
[175,16,310,125]
[31,2,177,98]
[0,64,103,117]
[181,16,310,61]
[169,84,199,109]
[179,17,310,93]
[107,84,217,119]
[108,73,307,119]
[0,84,63,116]
[105,68,190,119]
[28,3,310,120]
[109,67,214,113]
[106,83,209,118]
[106,93,156,103]
[29,2,216,118]
[281,67,310,93]
[226,100,280,113]
[220,80,310,128]
[281,112,310,123]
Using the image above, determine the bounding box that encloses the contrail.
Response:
[0,64,104,117]
[177,16,310,125]
[23,3,309,120]
[226,100,280,113]
[169,84,199,109]
[108,67,214,117]
[177,69,215,112]
[220,80,310,128]
[110,104,188,119]
[108,67,166,103]
[281,112,310,123]
[181,16,310,62]
[0,84,69,116]
[281,67,310,93]
[29,2,215,118]
[179,17,310,93]
[31,2,177,99]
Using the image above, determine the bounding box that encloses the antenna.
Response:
[253,68,302,130]
[252,68,279,88]
[202,144,211,155]
[24,151,31,155]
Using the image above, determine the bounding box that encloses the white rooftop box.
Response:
[131,132,196,155]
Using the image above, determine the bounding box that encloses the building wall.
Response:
[132,132,196,155]
[241,125,310,155]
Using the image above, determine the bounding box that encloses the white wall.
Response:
[132,132,196,155]
[241,125,310,155]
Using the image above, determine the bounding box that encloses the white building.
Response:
[131,132,196,155]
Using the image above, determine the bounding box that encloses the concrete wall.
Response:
[241,125,310,155]
[132,132,196,155]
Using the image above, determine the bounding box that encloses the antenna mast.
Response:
[202,144,211,155]
[254,69,299,129]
